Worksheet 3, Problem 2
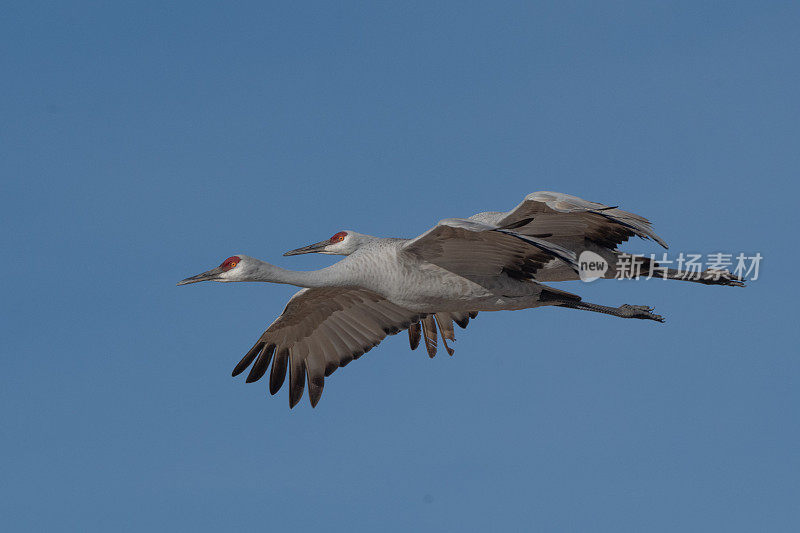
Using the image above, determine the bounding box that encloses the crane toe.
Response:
[619,304,665,323]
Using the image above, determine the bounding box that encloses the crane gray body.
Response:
[302,239,541,313]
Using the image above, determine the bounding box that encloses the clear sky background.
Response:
[2,2,799,531]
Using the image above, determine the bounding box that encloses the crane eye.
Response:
[330,231,347,243]
[220,256,240,271]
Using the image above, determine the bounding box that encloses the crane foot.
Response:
[619,304,665,322]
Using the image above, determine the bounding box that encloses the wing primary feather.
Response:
[421,316,438,358]
[306,360,325,408]
[232,341,264,377]
[289,350,306,408]
[594,211,668,248]
[245,343,276,383]
[434,315,455,356]
[453,311,477,328]
[269,348,289,395]
[408,322,421,350]
[436,314,456,341]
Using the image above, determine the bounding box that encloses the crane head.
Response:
[177,255,248,285]
[283,231,361,256]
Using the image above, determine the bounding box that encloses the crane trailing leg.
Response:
[538,287,665,322]
[553,300,665,322]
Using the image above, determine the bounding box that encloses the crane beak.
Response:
[177,266,224,286]
[283,240,329,256]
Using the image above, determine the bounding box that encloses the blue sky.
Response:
[2,1,799,531]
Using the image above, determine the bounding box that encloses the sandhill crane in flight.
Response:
[178,191,743,408]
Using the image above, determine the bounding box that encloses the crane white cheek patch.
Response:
[578,251,608,282]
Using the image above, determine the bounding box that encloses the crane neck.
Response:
[247,259,346,288]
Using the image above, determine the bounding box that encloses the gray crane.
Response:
[178,191,743,408]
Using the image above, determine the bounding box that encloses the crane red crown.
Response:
[330,231,347,243]
[220,256,240,271]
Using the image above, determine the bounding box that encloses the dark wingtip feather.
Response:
[232,342,264,377]
[408,323,421,350]
[307,372,324,408]
[324,360,338,377]
[269,349,289,395]
[245,344,275,383]
[289,355,306,408]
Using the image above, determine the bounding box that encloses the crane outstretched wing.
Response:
[401,218,578,279]
[469,191,668,249]
[231,288,476,408]
[233,287,419,408]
